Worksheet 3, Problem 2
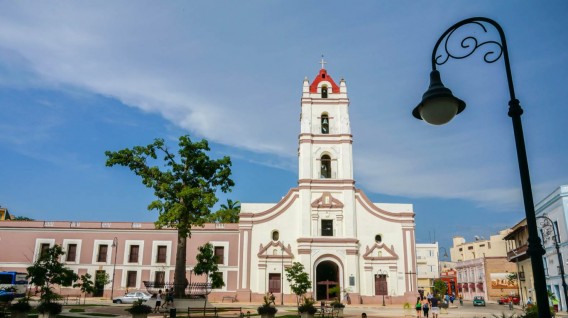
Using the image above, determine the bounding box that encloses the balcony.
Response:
[507,244,529,262]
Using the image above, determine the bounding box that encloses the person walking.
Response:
[422,297,430,318]
[430,296,440,318]
[154,290,162,313]
[415,297,422,318]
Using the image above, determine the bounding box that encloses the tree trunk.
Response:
[174,232,187,298]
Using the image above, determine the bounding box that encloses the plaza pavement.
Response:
[62,298,568,318]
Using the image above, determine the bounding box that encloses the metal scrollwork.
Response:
[434,21,504,67]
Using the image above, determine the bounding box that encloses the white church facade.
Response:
[236,66,417,304]
[0,65,417,304]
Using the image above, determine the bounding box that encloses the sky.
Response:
[1,1,567,253]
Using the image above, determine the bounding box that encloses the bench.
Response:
[221,295,237,303]
[187,307,242,318]
[316,306,339,318]
[63,294,81,305]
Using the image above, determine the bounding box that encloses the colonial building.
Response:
[503,218,532,306]
[535,185,568,311]
[0,65,417,304]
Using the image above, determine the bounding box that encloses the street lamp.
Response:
[538,214,568,311]
[111,237,118,301]
[412,17,550,318]
[377,269,388,306]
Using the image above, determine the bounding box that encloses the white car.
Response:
[113,291,152,304]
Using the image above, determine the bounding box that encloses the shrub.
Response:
[10,298,32,313]
[257,294,278,315]
[298,296,317,314]
[126,300,152,315]
[330,299,345,308]
[37,302,63,315]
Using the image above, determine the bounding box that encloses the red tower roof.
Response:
[309,68,340,93]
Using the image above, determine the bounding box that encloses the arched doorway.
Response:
[316,261,340,301]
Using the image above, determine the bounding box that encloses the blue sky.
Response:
[1,1,567,252]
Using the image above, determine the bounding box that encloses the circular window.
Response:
[375,234,382,243]
[272,231,280,241]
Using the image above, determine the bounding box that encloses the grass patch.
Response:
[80,313,119,317]
[69,308,86,313]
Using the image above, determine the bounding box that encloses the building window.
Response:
[214,246,224,264]
[321,219,333,236]
[40,243,50,258]
[375,234,382,243]
[97,244,108,262]
[321,114,329,133]
[129,245,139,263]
[66,244,77,262]
[156,245,167,263]
[272,231,279,241]
[321,85,328,98]
[154,271,165,288]
[320,155,331,178]
[468,246,473,250]
[127,271,137,288]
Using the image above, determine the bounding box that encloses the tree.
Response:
[207,199,240,223]
[73,273,95,304]
[432,279,448,298]
[12,216,34,221]
[193,243,225,310]
[105,135,233,297]
[27,245,78,305]
[285,262,312,306]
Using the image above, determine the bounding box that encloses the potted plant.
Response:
[37,301,63,318]
[126,299,153,318]
[10,297,32,318]
[298,296,317,318]
[330,299,345,317]
[257,294,278,318]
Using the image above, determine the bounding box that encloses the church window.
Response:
[320,155,331,178]
[321,219,333,236]
[321,85,328,98]
[272,230,279,241]
[321,114,329,134]
[375,234,382,243]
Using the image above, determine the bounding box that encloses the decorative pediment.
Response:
[362,242,399,261]
[311,192,344,209]
[257,241,294,259]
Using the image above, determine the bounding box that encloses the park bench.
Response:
[221,294,237,303]
[63,294,81,305]
[187,306,242,318]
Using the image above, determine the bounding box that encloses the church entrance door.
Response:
[375,274,387,296]
[315,261,339,301]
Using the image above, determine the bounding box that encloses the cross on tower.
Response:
[319,55,327,69]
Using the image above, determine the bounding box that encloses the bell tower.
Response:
[298,63,353,183]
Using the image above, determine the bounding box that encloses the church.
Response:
[236,64,417,304]
[0,64,417,304]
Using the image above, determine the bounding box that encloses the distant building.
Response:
[503,218,532,306]
[451,230,514,301]
[416,243,439,295]
[0,206,12,220]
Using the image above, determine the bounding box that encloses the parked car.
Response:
[473,296,486,306]
[498,296,520,305]
[113,291,152,304]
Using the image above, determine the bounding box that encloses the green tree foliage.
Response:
[27,245,78,305]
[105,135,234,297]
[12,216,34,221]
[193,242,225,310]
[73,273,96,304]
[432,279,448,298]
[285,262,312,305]
[207,199,240,223]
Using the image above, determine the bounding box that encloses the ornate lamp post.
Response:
[111,237,118,300]
[538,214,568,311]
[412,17,549,318]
